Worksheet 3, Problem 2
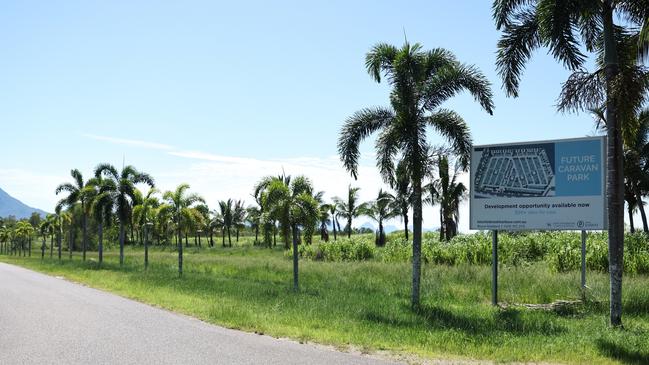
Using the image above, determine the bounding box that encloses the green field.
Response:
[2,237,649,365]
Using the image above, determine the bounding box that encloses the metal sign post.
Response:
[581,230,587,291]
[492,230,498,306]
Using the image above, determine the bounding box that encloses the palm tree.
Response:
[327,202,339,241]
[390,160,412,240]
[88,173,116,265]
[493,0,649,327]
[361,189,398,246]
[15,221,34,257]
[623,109,649,233]
[428,156,467,241]
[95,164,154,266]
[55,169,93,261]
[264,175,319,290]
[40,214,57,258]
[318,203,331,242]
[338,41,493,306]
[218,199,234,247]
[232,200,246,242]
[333,185,367,238]
[246,206,262,244]
[163,184,205,276]
[0,225,8,254]
[133,188,160,267]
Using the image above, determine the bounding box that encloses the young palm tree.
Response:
[218,199,234,247]
[333,185,366,238]
[163,184,205,276]
[428,156,467,241]
[338,41,493,306]
[390,160,412,240]
[264,175,319,290]
[232,200,246,242]
[95,163,155,266]
[327,202,339,241]
[133,188,160,267]
[55,169,93,261]
[493,0,649,326]
[361,189,398,246]
[246,206,262,244]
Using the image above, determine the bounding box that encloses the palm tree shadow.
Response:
[597,338,649,365]
[363,304,565,336]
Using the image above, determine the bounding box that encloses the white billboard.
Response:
[469,136,607,231]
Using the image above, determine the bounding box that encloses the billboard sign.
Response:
[469,136,607,231]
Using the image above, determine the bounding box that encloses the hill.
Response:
[0,187,48,219]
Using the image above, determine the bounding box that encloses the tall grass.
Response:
[2,236,649,364]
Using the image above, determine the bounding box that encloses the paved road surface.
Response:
[0,262,399,365]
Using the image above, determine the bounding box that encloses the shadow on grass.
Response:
[363,304,565,336]
[597,338,649,365]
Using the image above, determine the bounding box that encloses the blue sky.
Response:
[0,1,600,231]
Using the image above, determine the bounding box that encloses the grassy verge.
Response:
[2,241,649,364]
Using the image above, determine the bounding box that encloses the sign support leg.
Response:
[492,230,498,306]
[581,230,587,293]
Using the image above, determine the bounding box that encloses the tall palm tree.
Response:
[133,188,160,267]
[95,163,154,266]
[338,42,493,306]
[493,0,649,327]
[264,175,319,290]
[55,169,93,261]
[623,109,649,233]
[361,189,398,246]
[15,221,34,257]
[88,173,116,265]
[333,185,366,238]
[163,184,205,276]
[428,156,467,241]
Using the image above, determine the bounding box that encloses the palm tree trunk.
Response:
[58,227,62,261]
[227,227,232,247]
[178,227,183,276]
[378,219,385,247]
[403,209,409,241]
[69,229,73,260]
[82,203,87,261]
[28,237,32,257]
[628,205,636,233]
[255,225,259,243]
[412,178,423,307]
[292,223,299,291]
[634,186,648,232]
[439,206,444,241]
[222,229,225,247]
[236,228,239,242]
[119,221,125,265]
[347,217,352,238]
[332,219,337,241]
[98,220,103,265]
[41,237,46,259]
[50,234,54,258]
[603,0,623,327]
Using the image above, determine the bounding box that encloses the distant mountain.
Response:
[0,187,48,219]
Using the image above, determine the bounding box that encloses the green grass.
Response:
[2,238,649,364]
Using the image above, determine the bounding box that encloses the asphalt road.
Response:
[0,262,399,365]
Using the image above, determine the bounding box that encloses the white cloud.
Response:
[82,134,174,150]
[0,168,67,212]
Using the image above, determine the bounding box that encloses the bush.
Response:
[292,231,649,274]
[286,236,376,262]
